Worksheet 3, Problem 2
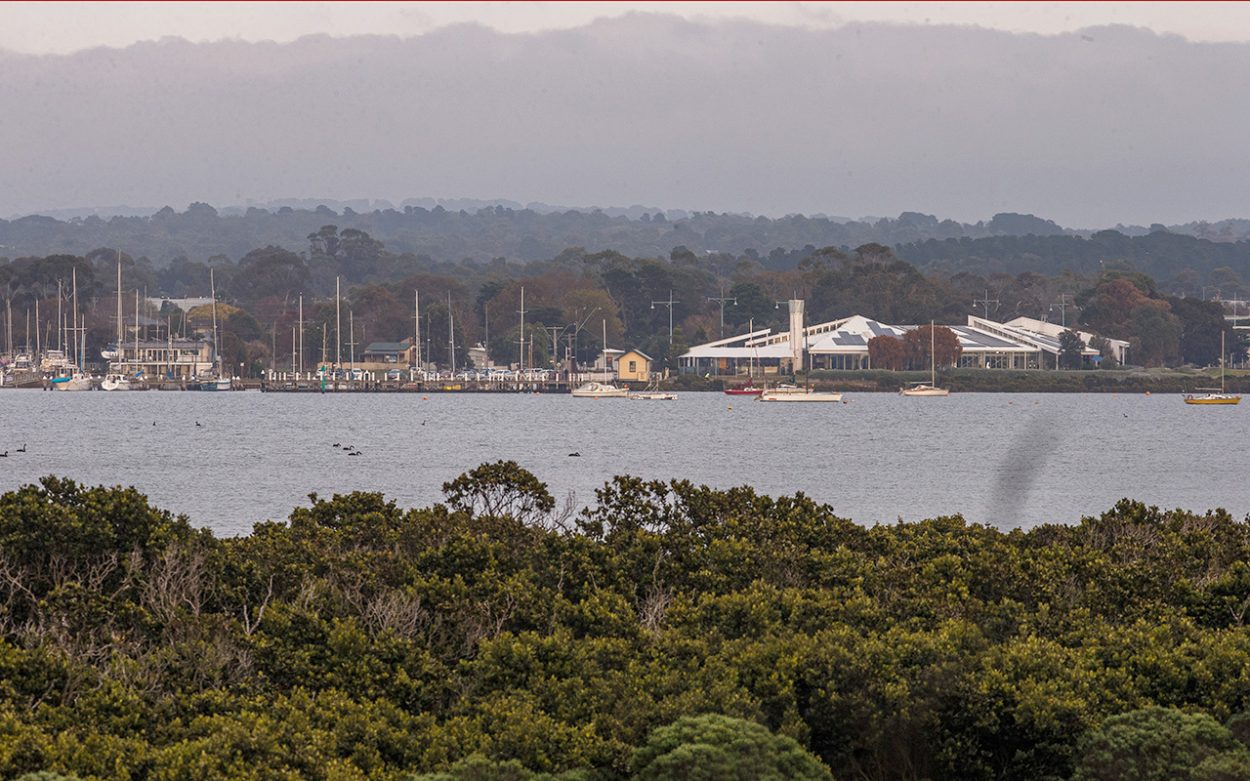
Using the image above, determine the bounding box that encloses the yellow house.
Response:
[615,349,653,383]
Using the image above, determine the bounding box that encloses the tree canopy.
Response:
[1,468,1250,779]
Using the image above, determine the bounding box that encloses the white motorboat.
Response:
[629,391,676,400]
[99,373,132,391]
[571,381,629,398]
[756,384,843,403]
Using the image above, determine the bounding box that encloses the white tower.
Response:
[788,299,805,371]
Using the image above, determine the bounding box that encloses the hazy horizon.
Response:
[5,11,1250,226]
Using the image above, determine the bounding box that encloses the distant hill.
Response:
[896,229,1250,290]
[0,202,1084,265]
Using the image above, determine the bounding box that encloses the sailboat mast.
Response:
[35,298,40,357]
[447,291,456,373]
[1222,330,1227,394]
[71,268,79,369]
[297,294,303,376]
[930,320,936,387]
[134,290,140,374]
[414,289,421,370]
[210,268,220,375]
[116,251,123,354]
[518,286,525,372]
[749,317,755,380]
[335,276,342,369]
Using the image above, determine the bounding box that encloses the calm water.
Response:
[0,390,1243,535]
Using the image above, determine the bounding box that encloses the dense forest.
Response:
[5,203,1250,290]
[1,231,1244,373]
[0,204,1072,267]
[1,465,1250,780]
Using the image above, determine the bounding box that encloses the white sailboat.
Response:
[101,251,131,391]
[1184,331,1241,405]
[190,269,232,391]
[53,268,93,391]
[756,316,842,402]
[900,321,950,397]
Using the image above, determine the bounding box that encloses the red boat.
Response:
[724,386,763,396]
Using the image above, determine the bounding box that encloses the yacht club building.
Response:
[679,301,1126,376]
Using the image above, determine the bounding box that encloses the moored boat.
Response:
[1184,332,1240,405]
[757,384,843,403]
[571,381,629,398]
[900,321,950,397]
[99,373,132,392]
[630,391,676,400]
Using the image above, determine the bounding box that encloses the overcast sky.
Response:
[5,3,1250,226]
[7,1,1250,53]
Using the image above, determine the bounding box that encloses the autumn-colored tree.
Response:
[902,324,962,369]
[867,335,907,370]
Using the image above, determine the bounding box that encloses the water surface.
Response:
[0,391,1241,535]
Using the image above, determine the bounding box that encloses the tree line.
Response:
[0,231,1243,374]
[0,205,1080,268]
[1,464,1250,779]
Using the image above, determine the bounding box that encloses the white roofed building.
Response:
[679,303,1121,375]
[1002,316,1130,366]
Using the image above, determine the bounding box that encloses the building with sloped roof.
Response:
[679,301,1118,375]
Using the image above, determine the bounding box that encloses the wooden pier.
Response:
[258,378,577,394]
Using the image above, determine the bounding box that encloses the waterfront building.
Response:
[112,339,216,380]
[616,349,653,382]
[679,305,1121,376]
[594,348,625,372]
[467,343,492,370]
[1001,316,1130,366]
[361,339,417,366]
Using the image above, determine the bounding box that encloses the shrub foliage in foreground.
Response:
[1,463,1250,780]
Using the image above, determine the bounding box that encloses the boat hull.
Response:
[1184,395,1241,405]
[630,392,676,400]
[757,390,843,402]
[900,385,950,397]
[571,382,629,398]
[189,379,233,391]
[52,377,94,391]
[724,387,763,396]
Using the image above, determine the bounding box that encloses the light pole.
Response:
[651,290,679,344]
[707,286,736,338]
[569,306,601,367]
[1051,294,1073,328]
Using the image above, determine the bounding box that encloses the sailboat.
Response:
[189,269,232,391]
[52,268,93,391]
[100,251,131,391]
[900,321,950,397]
[756,321,842,402]
[725,320,764,396]
[1184,331,1240,405]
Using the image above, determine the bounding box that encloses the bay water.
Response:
[0,390,1242,535]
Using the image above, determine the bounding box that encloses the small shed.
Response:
[615,349,653,383]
